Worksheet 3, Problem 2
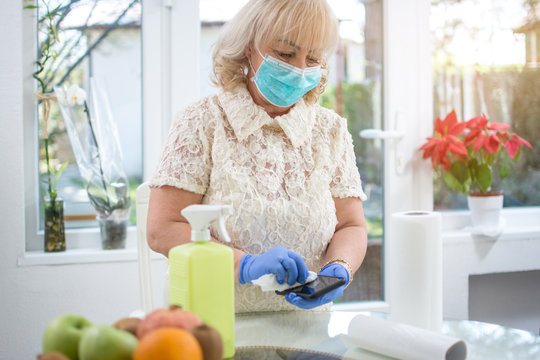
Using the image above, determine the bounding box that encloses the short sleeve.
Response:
[330,117,368,201]
[149,103,212,194]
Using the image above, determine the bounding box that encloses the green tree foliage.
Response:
[321,82,381,186]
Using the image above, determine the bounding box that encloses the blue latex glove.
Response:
[239,246,309,286]
[285,263,350,310]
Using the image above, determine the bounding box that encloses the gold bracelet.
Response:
[320,259,354,288]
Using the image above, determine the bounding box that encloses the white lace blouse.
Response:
[150,84,367,312]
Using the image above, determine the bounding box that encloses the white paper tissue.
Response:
[389,211,442,331]
[252,271,318,292]
[343,314,467,360]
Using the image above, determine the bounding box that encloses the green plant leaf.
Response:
[47,163,55,176]
[53,162,68,189]
[498,151,510,179]
[485,152,496,166]
[513,147,521,163]
[444,172,467,195]
[499,161,510,179]
[475,163,492,193]
[51,24,59,43]
[468,158,478,171]
[450,161,469,184]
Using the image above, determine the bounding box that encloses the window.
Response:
[26,0,143,250]
[431,0,540,209]
[198,0,385,304]
[25,0,202,251]
[322,1,384,303]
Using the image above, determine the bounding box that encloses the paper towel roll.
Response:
[389,211,442,332]
[343,314,467,360]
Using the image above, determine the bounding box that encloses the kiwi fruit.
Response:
[189,324,223,360]
[37,352,70,360]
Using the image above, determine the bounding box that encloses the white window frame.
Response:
[22,0,201,252]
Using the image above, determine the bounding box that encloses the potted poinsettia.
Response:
[420,110,532,235]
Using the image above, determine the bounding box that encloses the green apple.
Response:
[42,314,92,360]
[78,324,138,360]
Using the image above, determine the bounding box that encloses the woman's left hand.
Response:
[284,263,350,310]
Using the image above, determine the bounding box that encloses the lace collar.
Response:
[217,85,315,147]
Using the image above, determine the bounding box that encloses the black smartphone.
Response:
[275,275,346,300]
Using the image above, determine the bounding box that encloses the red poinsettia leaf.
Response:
[506,139,519,158]
[485,134,500,153]
[473,134,487,152]
[478,114,489,128]
[419,138,437,151]
[422,145,434,159]
[465,128,481,146]
[443,110,458,129]
[433,143,447,161]
[440,155,452,171]
[466,116,482,129]
[434,117,444,136]
[448,142,468,155]
[432,143,449,167]
[448,121,468,136]
[513,133,533,149]
[488,122,510,131]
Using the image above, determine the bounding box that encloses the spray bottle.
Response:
[169,204,235,358]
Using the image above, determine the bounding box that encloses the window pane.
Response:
[431,0,540,209]
[37,0,142,229]
[323,0,384,303]
[200,0,384,303]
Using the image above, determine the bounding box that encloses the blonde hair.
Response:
[211,0,338,105]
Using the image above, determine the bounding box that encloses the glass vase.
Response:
[44,197,66,252]
[98,208,129,250]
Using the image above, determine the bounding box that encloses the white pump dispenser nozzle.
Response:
[181,204,233,242]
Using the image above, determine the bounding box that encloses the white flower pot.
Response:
[467,192,504,237]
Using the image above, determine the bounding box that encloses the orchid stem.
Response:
[44,137,53,201]
[84,102,111,213]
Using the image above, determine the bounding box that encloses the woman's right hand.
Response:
[238,246,309,286]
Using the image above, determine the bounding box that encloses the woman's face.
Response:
[254,39,323,70]
[246,39,324,117]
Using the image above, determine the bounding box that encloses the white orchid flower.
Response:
[67,84,87,106]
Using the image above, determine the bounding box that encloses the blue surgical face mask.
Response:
[250,49,322,107]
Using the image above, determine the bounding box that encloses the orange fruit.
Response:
[133,327,203,360]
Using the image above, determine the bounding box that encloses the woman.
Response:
[147,0,368,312]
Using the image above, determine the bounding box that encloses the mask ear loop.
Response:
[248,47,266,82]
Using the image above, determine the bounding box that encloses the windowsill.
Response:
[18,226,166,267]
[18,247,166,267]
[18,247,140,266]
[18,207,540,266]
[440,207,540,243]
